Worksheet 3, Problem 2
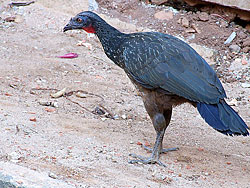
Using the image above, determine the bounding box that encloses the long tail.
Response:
[197,100,249,136]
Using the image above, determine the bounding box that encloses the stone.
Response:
[238,31,247,39]
[151,0,167,5]
[198,12,209,21]
[241,83,250,88]
[185,28,196,33]
[229,44,241,53]
[191,23,201,33]
[181,17,189,28]
[246,24,250,33]
[224,32,236,44]
[242,47,250,53]
[154,10,173,20]
[242,39,250,47]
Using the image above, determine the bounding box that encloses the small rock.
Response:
[185,28,196,33]
[151,0,167,5]
[242,83,250,88]
[8,152,21,162]
[113,114,119,120]
[204,172,209,176]
[242,39,250,47]
[30,117,37,122]
[242,47,250,53]
[246,24,250,33]
[191,24,201,33]
[220,20,228,27]
[238,31,247,39]
[76,92,87,98]
[96,148,103,153]
[121,114,127,119]
[229,44,241,53]
[224,32,236,44]
[48,172,58,179]
[101,118,107,121]
[233,58,242,64]
[198,12,209,21]
[228,98,238,106]
[181,17,189,28]
[4,16,16,22]
[242,55,248,65]
[94,106,105,115]
[154,10,173,20]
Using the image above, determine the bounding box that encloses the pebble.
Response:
[224,32,236,44]
[48,172,58,179]
[154,10,173,20]
[121,114,127,119]
[191,23,201,33]
[233,58,241,64]
[113,114,119,120]
[229,44,241,53]
[241,83,250,88]
[8,151,21,163]
[242,39,250,48]
[198,12,209,21]
[220,20,228,27]
[185,28,196,33]
[246,24,250,32]
[238,31,247,39]
[242,47,250,53]
[181,17,189,28]
[228,98,238,106]
[204,172,209,176]
[151,0,168,5]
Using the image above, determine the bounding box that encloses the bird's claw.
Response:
[142,145,179,154]
[128,153,166,167]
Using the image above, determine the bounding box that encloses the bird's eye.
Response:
[76,18,82,23]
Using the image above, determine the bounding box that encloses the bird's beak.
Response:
[63,18,74,32]
[63,23,72,32]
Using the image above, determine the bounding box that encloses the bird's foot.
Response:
[142,145,179,154]
[128,153,166,167]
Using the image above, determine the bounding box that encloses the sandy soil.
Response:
[0,0,250,187]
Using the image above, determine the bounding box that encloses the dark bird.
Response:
[63,11,249,166]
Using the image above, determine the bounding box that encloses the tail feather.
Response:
[197,101,249,136]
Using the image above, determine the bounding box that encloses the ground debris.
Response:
[241,83,250,88]
[51,88,67,98]
[180,17,189,28]
[9,1,35,7]
[227,98,238,106]
[224,32,236,44]
[39,101,59,108]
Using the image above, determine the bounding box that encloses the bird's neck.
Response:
[93,21,126,63]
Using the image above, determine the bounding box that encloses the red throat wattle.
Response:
[83,26,96,33]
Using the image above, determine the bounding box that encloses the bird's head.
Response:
[63,11,99,33]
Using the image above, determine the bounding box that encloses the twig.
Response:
[30,87,58,93]
[30,87,112,118]
[211,14,229,22]
[9,1,35,7]
[98,104,114,119]
[64,96,94,114]
[73,90,104,102]
[15,125,20,135]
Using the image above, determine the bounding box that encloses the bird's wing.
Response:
[120,33,226,104]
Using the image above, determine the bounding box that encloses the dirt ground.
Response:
[0,0,250,187]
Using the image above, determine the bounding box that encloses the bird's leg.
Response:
[129,129,166,166]
[129,112,176,166]
[142,144,178,154]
